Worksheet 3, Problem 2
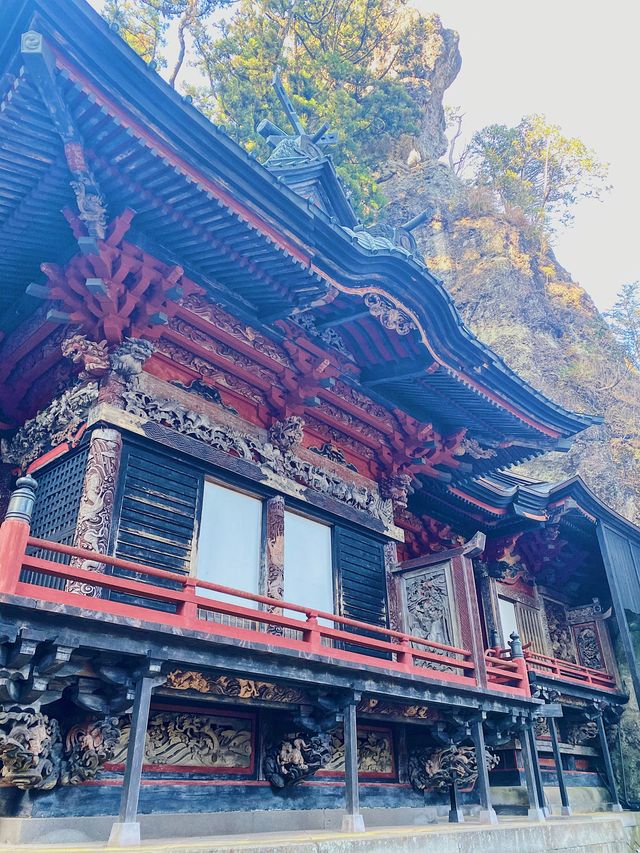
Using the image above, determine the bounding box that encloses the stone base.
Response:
[108,821,141,846]
[2,811,639,852]
[341,813,366,833]
[478,808,499,824]
[527,807,546,821]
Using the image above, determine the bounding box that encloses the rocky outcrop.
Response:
[379,17,640,522]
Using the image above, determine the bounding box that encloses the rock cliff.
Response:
[381,17,640,523]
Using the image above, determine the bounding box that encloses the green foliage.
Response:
[102,0,444,219]
[188,0,426,217]
[104,0,228,85]
[606,282,640,369]
[469,114,610,228]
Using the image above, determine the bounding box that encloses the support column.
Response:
[448,781,463,823]
[528,726,550,817]
[548,718,572,816]
[108,674,156,847]
[0,475,37,594]
[518,721,546,821]
[595,711,622,812]
[68,427,122,596]
[341,696,365,833]
[471,718,498,824]
[265,495,285,602]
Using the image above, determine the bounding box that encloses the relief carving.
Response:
[308,442,358,472]
[363,293,416,336]
[404,568,453,647]
[265,495,285,603]
[544,600,577,664]
[575,625,604,670]
[61,716,121,785]
[408,744,499,793]
[0,383,98,469]
[380,472,413,510]
[324,728,393,774]
[565,720,598,745]
[293,312,351,358]
[0,708,61,790]
[120,389,393,524]
[68,428,122,595]
[112,711,252,769]
[264,731,332,788]
[165,671,306,704]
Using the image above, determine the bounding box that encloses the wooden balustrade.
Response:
[524,649,617,691]
[1,536,508,691]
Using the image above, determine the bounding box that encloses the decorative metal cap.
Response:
[508,631,524,659]
[5,475,38,523]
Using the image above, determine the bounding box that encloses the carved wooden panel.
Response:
[543,599,577,662]
[401,562,457,647]
[109,705,254,774]
[321,725,395,778]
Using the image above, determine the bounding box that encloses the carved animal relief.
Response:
[264,731,332,788]
[408,744,499,793]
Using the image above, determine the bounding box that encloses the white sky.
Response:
[89,0,639,310]
[416,0,640,310]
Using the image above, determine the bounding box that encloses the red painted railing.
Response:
[0,534,536,696]
[524,649,617,692]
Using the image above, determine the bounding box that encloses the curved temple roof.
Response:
[0,0,600,475]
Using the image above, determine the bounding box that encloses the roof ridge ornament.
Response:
[257,73,337,166]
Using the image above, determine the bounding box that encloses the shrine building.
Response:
[1,0,640,845]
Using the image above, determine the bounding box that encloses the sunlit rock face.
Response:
[379,15,640,523]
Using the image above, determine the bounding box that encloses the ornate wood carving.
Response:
[265,495,285,604]
[363,293,416,336]
[112,710,253,770]
[165,671,306,704]
[357,698,433,720]
[308,442,357,472]
[61,335,110,381]
[565,720,598,745]
[408,744,499,793]
[0,707,120,790]
[0,708,61,790]
[324,728,394,775]
[575,625,603,670]
[61,716,121,784]
[120,388,393,524]
[544,600,577,663]
[384,542,402,632]
[264,731,332,788]
[404,566,454,647]
[67,428,122,596]
[0,383,98,470]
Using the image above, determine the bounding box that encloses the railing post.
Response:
[0,475,37,594]
[303,612,323,652]
[341,692,365,833]
[509,631,530,695]
[396,636,413,671]
[178,577,199,624]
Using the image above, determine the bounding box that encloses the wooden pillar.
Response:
[471,719,498,824]
[341,697,365,832]
[595,712,622,812]
[528,726,550,817]
[548,719,572,816]
[518,721,545,821]
[448,781,464,823]
[108,674,156,847]
[68,427,122,596]
[265,495,285,601]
